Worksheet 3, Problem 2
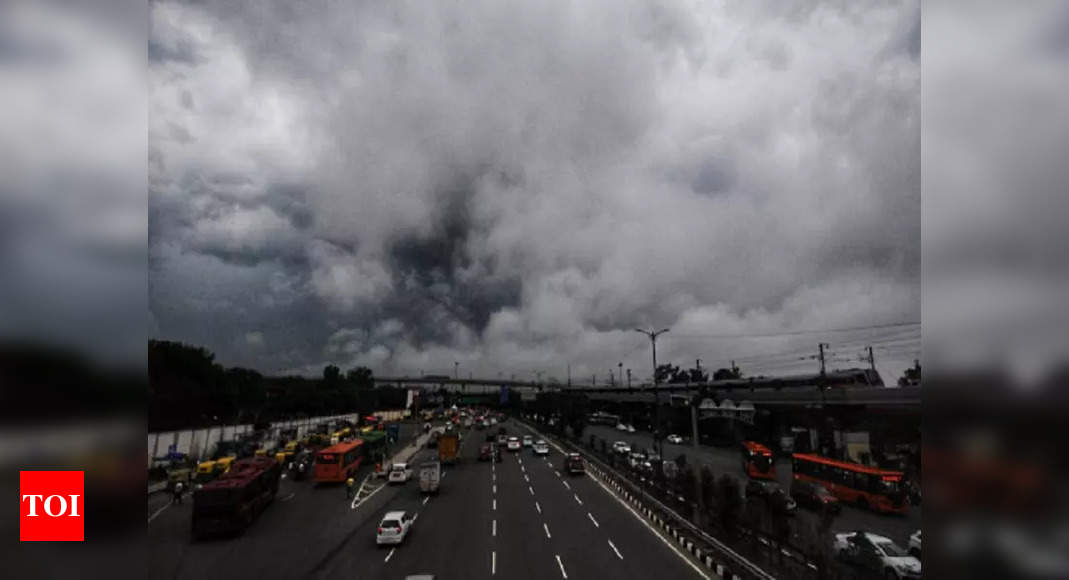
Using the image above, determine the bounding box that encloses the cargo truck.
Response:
[438,432,459,465]
[192,456,281,539]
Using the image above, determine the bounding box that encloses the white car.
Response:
[616,423,628,431]
[908,530,921,559]
[388,462,413,484]
[522,435,533,447]
[834,531,921,579]
[377,510,416,545]
[625,424,636,433]
[666,434,684,444]
[533,441,549,455]
[506,437,521,451]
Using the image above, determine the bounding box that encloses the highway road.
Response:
[148,420,715,580]
[583,423,921,549]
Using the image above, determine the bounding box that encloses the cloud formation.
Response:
[149,0,920,382]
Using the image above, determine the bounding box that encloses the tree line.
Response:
[149,340,407,431]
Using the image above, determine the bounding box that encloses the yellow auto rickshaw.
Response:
[195,460,217,484]
[254,448,267,457]
[214,455,237,474]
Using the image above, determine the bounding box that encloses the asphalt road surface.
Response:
[584,423,921,549]
[148,420,715,580]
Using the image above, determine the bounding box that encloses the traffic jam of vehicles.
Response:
[153,402,915,579]
[151,408,522,543]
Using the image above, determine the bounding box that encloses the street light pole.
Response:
[636,327,670,456]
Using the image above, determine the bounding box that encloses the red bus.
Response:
[791,453,908,514]
[740,441,776,480]
[314,440,365,483]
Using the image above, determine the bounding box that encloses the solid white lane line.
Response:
[586,471,712,579]
[555,555,568,579]
[493,499,497,511]
[536,501,542,514]
[608,539,624,560]
[544,522,552,538]
[588,512,599,527]
[563,481,571,490]
[147,503,170,523]
[574,494,583,505]
[384,548,396,563]
[529,485,535,495]
[492,550,496,575]
[423,496,430,505]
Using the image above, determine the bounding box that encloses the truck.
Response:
[419,460,441,494]
[192,456,281,539]
[438,432,459,465]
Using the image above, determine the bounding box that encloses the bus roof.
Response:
[205,456,277,488]
[359,431,387,443]
[742,441,772,454]
[317,440,364,456]
[792,453,902,477]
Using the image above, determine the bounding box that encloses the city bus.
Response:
[588,411,621,426]
[314,440,365,483]
[791,453,908,514]
[740,441,777,480]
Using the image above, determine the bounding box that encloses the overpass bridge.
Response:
[373,376,920,408]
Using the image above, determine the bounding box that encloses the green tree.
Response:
[655,363,680,383]
[323,364,341,383]
[346,366,373,387]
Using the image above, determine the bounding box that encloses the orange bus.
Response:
[740,441,776,480]
[791,453,908,514]
[314,440,365,483]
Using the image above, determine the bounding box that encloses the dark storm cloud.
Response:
[149,0,921,381]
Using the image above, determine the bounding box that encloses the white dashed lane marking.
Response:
[555,555,569,579]
[608,539,624,560]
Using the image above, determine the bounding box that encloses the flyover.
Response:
[373,375,920,408]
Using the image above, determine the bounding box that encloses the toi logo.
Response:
[20,471,84,541]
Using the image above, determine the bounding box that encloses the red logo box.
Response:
[20,471,84,541]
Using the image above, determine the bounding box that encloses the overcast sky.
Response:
[148,0,920,384]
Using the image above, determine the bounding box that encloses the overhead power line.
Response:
[663,320,919,340]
